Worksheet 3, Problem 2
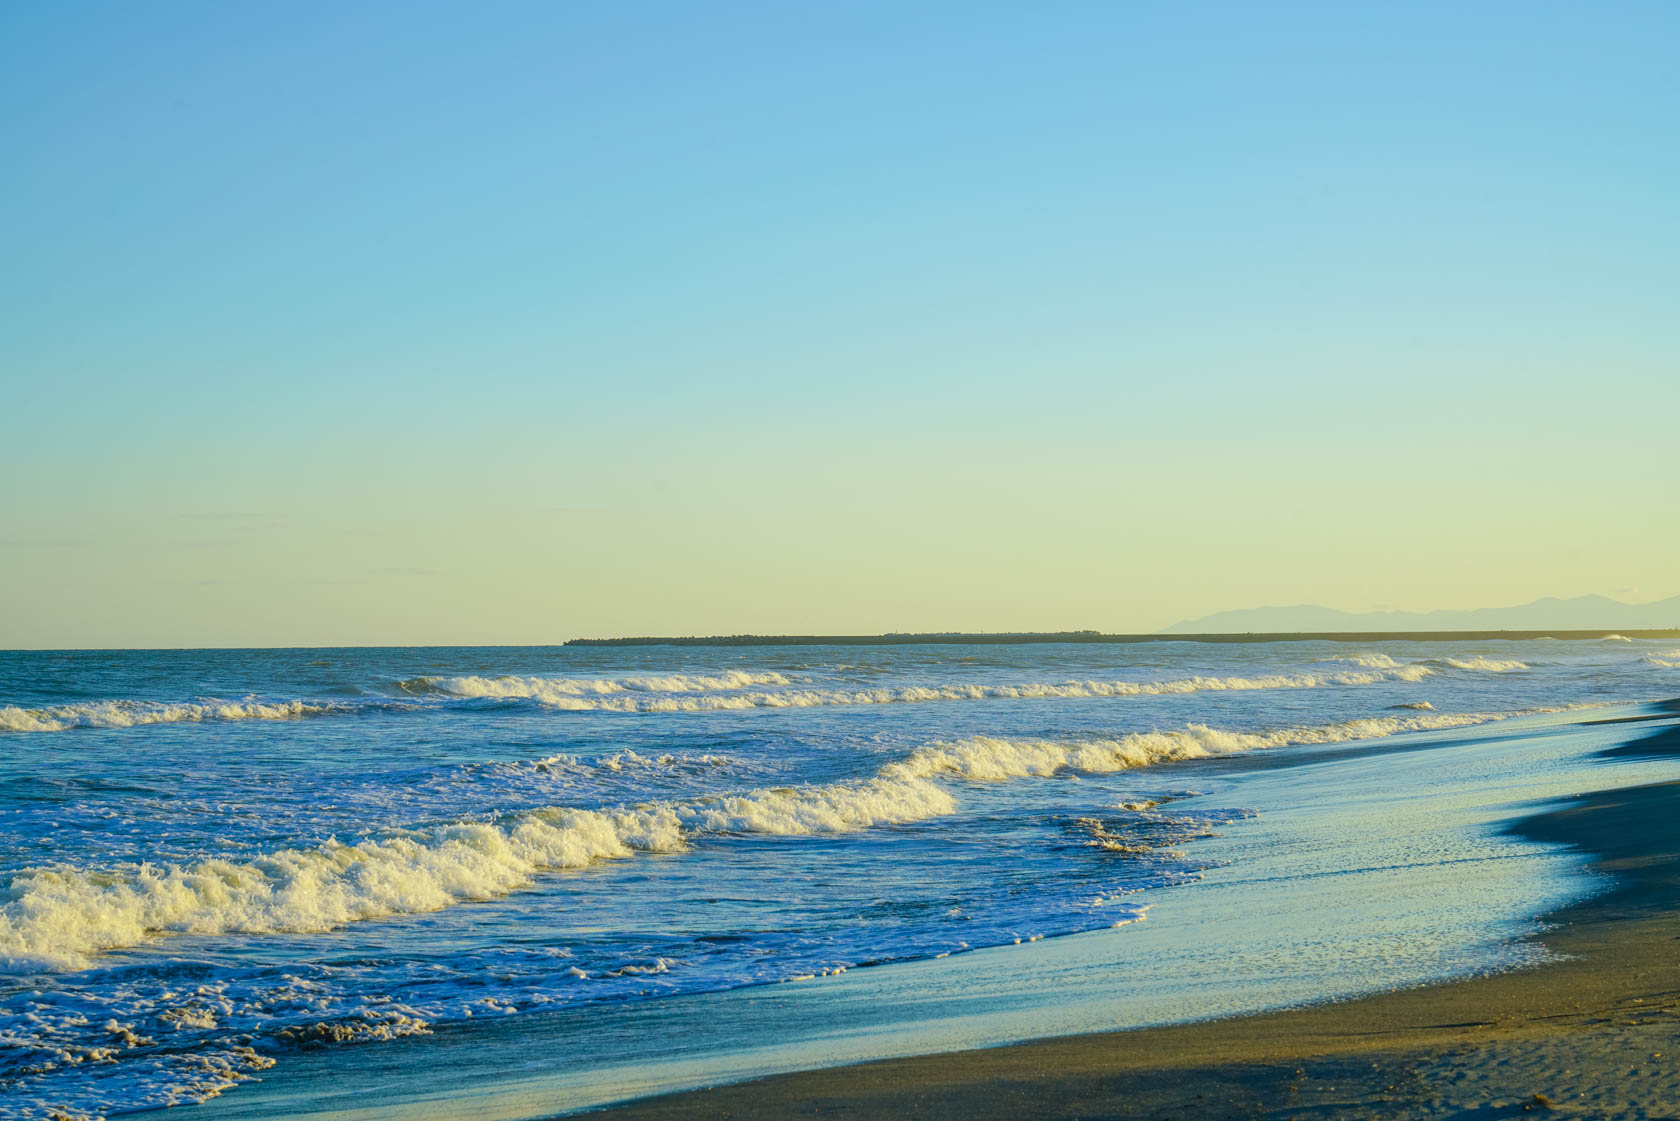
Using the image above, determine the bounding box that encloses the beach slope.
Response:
[589,715,1680,1120]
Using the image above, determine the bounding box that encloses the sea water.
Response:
[3,637,1678,1119]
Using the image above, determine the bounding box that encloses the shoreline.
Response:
[585,711,1680,1119]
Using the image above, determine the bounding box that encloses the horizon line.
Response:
[5,627,1680,653]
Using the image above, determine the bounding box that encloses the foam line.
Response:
[0,704,1586,973]
[0,699,344,733]
[455,666,1438,713]
[401,670,790,697]
[8,657,1545,734]
[1434,657,1529,672]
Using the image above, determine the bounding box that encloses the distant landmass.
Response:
[1162,594,1680,635]
[568,618,1680,648]
[565,595,1680,648]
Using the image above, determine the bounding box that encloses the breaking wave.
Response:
[455,666,1437,713]
[1316,653,1404,668]
[1434,657,1529,673]
[0,704,1571,973]
[16,659,1567,733]
[0,699,347,734]
[1644,650,1680,669]
[880,710,1531,784]
[0,779,956,972]
[399,670,790,697]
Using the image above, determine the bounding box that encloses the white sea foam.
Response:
[1317,653,1404,668]
[1437,657,1529,672]
[0,664,1450,735]
[0,671,796,735]
[476,666,1436,713]
[0,806,682,971]
[493,749,735,778]
[1644,650,1680,668]
[410,670,790,698]
[0,698,343,733]
[0,972,417,1119]
[0,776,956,972]
[1,703,1579,974]
[1603,634,1634,642]
[881,710,1528,784]
[1,1042,277,1120]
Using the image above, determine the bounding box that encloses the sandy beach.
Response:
[10,4,1679,1118]
[12,658,1678,1120]
[589,710,1680,1120]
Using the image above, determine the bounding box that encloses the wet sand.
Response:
[588,716,1680,1120]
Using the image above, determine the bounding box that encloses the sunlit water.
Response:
[3,638,1678,1119]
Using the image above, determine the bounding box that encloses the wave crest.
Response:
[0,781,954,972]
[883,710,1522,784]
[1435,657,1529,673]
[404,670,790,698]
[484,666,1436,713]
[1,703,1585,973]
[1316,653,1403,668]
[0,699,342,733]
[1,664,1459,735]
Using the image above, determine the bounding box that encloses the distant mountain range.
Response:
[1162,594,1680,635]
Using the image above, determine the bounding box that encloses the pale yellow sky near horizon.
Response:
[4,424,1675,648]
[4,4,1677,648]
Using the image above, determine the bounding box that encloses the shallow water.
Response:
[2,638,1677,1119]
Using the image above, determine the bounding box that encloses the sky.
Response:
[2,1,1676,647]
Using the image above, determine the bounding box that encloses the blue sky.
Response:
[2,2,1676,646]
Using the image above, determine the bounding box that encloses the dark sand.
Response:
[588,715,1680,1120]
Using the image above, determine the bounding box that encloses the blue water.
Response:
[2,638,1677,1119]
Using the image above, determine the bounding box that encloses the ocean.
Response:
[4,637,1679,1120]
